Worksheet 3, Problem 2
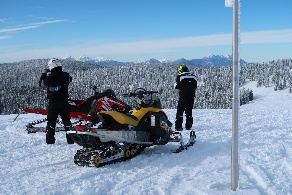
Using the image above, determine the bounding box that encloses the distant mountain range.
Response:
[63,54,247,66]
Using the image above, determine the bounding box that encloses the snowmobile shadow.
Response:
[156,139,231,169]
[122,142,197,168]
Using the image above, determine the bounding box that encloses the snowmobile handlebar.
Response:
[123,88,161,109]
[122,89,158,98]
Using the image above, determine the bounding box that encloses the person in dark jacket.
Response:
[174,64,197,131]
[40,58,74,144]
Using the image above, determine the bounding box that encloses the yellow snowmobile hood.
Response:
[131,107,165,120]
[98,107,166,127]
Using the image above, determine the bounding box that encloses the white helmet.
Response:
[48,58,62,71]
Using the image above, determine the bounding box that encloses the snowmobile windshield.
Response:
[142,95,162,108]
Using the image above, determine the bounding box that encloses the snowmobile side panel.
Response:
[67,129,151,145]
[98,111,139,126]
[68,112,90,120]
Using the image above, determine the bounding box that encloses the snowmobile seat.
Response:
[68,100,91,112]
[100,89,116,98]
[68,95,97,113]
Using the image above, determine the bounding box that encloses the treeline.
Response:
[0,58,291,114]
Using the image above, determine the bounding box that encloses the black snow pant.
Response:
[46,100,73,144]
[175,95,194,130]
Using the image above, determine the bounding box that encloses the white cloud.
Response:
[0,19,69,33]
[29,16,55,20]
[71,33,232,55]
[1,29,292,63]
[30,19,70,26]
[67,29,292,55]
[0,36,11,39]
[0,25,40,33]
[242,29,292,44]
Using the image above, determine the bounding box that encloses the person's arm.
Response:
[39,69,49,87]
[69,75,72,83]
[175,75,181,89]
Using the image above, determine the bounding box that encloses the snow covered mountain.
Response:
[172,54,247,66]
[64,54,247,66]
[64,55,130,66]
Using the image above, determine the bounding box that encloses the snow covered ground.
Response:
[0,81,291,195]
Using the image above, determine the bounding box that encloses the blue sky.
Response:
[1,0,292,63]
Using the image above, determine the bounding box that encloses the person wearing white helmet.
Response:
[40,58,74,144]
[47,58,62,71]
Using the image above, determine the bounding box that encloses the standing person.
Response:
[174,64,197,131]
[40,58,74,144]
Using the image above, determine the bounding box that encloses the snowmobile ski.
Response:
[26,117,83,134]
[172,130,196,153]
[26,126,65,134]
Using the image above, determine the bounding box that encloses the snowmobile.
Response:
[66,88,196,167]
[23,86,132,133]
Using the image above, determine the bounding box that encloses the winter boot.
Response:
[65,126,74,144]
[46,133,55,144]
[46,126,55,144]
[66,134,74,144]
[175,115,183,131]
[185,116,193,130]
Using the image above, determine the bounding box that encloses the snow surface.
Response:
[0,81,291,195]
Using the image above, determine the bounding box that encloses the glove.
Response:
[42,69,49,73]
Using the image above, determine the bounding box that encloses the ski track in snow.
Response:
[0,82,292,195]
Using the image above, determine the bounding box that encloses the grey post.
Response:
[231,0,240,191]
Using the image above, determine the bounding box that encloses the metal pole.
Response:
[231,0,240,191]
[0,89,4,114]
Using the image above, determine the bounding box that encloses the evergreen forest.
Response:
[0,58,291,114]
